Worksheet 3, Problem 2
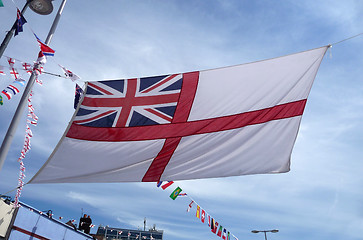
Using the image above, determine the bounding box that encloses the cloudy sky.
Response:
[0,0,362,239]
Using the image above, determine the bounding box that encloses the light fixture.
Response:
[251,229,279,240]
[29,0,54,15]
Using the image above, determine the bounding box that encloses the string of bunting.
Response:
[0,6,80,105]
[0,56,79,105]
[1,8,81,205]
[8,34,50,205]
[101,228,156,240]
[13,90,38,207]
[157,181,239,240]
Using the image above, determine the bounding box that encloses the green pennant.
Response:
[0,0,4,7]
[169,186,182,200]
[0,95,3,105]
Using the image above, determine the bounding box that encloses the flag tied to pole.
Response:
[74,84,84,109]
[29,46,328,184]
[59,64,80,81]
[34,33,55,56]
[15,8,27,36]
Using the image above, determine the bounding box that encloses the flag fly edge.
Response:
[28,82,89,184]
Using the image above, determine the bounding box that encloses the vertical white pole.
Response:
[0,0,68,172]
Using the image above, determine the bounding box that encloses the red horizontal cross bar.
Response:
[67,99,307,142]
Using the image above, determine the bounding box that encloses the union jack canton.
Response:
[74,74,183,128]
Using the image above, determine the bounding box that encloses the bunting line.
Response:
[0,55,80,105]
[13,90,39,207]
[0,58,80,81]
[156,181,238,240]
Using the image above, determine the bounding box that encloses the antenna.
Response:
[143,217,146,231]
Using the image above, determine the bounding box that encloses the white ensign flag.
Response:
[30,46,328,183]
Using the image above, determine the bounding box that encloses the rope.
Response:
[0,183,27,197]
[330,32,363,46]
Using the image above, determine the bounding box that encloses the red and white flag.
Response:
[36,51,46,65]
[7,57,15,67]
[29,46,328,184]
[59,64,80,81]
[201,209,206,223]
[187,200,194,212]
[34,34,55,56]
[9,68,19,79]
[2,89,12,100]
[22,62,33,75]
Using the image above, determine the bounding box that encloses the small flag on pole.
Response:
[169,186,182,200]
[59,64,80,81]
[36,51,47,65]
[15,8,27,36]
[34,33,55,56]
[74,84,84,109]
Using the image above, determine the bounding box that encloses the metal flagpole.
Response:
[0,0,68,172]
[0,0,54,59]
[0,1,30,58]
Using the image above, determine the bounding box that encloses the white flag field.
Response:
[29,46,328,184]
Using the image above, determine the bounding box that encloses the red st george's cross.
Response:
[22,63,33,74]
[10,68,19,79]
[68,71,306,182]
[7,57,15,66]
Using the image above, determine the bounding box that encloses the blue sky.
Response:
[0,0,362,240]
